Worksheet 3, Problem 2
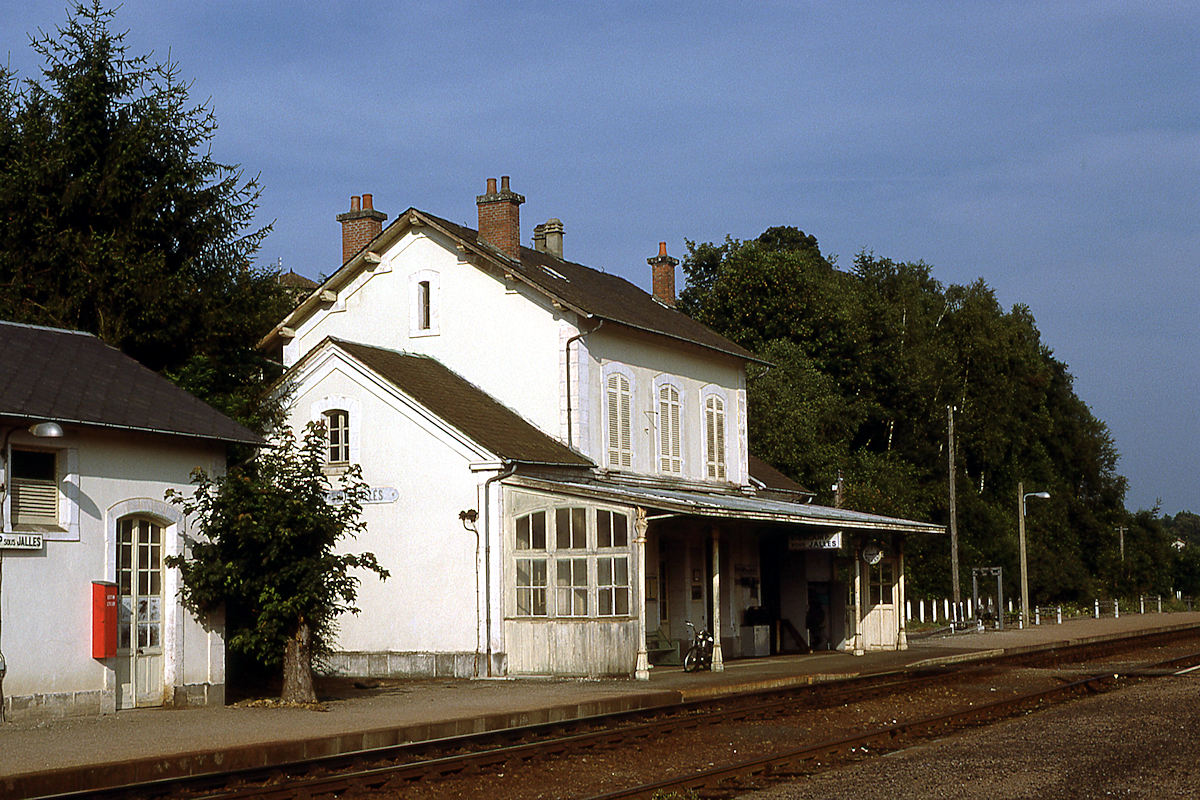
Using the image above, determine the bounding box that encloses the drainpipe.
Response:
[482,462,517,677]
[564,319,603,450]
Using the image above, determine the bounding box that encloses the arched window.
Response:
[658,384,682,474]
[605,372,632,469]
[704,394,727,480]
[325,409,350,464]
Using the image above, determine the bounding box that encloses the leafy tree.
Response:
[0,2,290,428]
[679,228,1130,602]
[166,422,389,703]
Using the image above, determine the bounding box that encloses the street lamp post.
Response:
[1017,482,1050,628]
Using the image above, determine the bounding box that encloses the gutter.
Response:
[564,319,603,450]
[482,461,517,677]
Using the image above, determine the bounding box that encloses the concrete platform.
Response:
[4,611,1199,798]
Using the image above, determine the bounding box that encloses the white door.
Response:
[861,559,898,650]
[116,517,164,709]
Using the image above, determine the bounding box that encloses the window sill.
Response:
[409,328,440,338]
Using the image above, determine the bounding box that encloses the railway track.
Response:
[35,627,1200,800]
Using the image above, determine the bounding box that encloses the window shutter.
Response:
[659,384,682,474]
[13,479,58,525]
[607,374,632,469]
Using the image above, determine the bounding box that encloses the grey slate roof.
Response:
[748,454,814,497]
[0,320,260,445]
[329,339,593,467]
[418,211,763,364]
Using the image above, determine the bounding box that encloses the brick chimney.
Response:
[648,242,679,307]
[336,194,387,265]
[476,176,524,260]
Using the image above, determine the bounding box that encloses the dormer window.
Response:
[325,409,350,464]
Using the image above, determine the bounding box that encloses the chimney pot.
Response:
[476,176,525,260]
[336,192,387,265]
[648,242,679,307]
[543,218,564,259]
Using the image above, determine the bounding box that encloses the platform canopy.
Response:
[510,475,945,535]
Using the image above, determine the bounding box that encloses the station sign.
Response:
[325,486,399,506]
[788,532,842,551]
[0,532,44,550]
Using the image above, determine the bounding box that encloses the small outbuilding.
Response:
[0,320,259,720]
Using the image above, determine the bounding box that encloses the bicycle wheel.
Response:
[683,647,700,672]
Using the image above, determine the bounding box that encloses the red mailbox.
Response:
[91,581,118,659]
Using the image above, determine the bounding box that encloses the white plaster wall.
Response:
[585,330,748,485]
[1,427,224,701]
[285,230,568,440]
[288,348,491,655]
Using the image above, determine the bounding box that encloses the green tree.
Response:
[679,227,1129,602]
[0,2,290,428]
[166,422,389,703]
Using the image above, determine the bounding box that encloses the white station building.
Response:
[261,178,945,680]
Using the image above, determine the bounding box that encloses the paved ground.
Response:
[2,611,1198,797]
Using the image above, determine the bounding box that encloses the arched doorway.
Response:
[115,516,164,708]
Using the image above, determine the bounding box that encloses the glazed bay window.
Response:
[512,506,632,619]
[515,511,548,616]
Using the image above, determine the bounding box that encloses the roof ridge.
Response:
[0,319,94,337]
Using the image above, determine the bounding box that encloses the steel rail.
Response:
[32,628,1200,800]
[578,648,1200,800]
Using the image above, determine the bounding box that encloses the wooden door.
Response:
[116,517,164,708]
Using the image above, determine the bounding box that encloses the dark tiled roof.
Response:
[278,269,318,289]
[0,321,260,444]
[748,454,814,496]
[331,339,593,467]
[417,212,762,364]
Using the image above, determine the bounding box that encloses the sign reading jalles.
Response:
[0,532,44,550]
[788,532,842,551]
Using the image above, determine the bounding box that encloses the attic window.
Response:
[409,270,440,336]
[541,265,569,282]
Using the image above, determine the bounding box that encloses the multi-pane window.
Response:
[513,507,632,619]
[556,507,587,549]
[325,410,350,464]
[597,509,628,548]
[606,373,632,469]
[556,558,589,616]
[704,394,727,480]
[10,449,58,526]
[515,511,548,616]
[658,384,682,474]
[869,561,895,606]
[117,517,162,651]
[597,556,630,616]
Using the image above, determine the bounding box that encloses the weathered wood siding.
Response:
[504,619,639,676]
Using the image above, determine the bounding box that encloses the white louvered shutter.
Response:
[607,374,632,468]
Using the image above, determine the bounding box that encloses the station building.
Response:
[0,321,258,719]
[262,179,944,679]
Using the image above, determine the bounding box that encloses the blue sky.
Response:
[4,2,1197,514]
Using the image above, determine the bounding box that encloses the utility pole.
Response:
[948,406,960,605]
[1114,526,1127,563]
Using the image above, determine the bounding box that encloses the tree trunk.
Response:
[281,618,317,703]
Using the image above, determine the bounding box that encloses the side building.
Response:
[0,320,259,720]
[260,179,944,680]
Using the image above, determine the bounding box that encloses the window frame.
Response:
[703,391,728,481]
[408,269,441,337]
[324,409,351,465]
[510,505,634,620]
[604,368,635,470]
[655,378,684,475]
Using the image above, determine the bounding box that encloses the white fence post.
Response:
[1115,599,1120,619]
[1056,606,1062,624]
[1158,596,1162,613]
[1140,596,1145,614]
[1094,599,1100,618]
